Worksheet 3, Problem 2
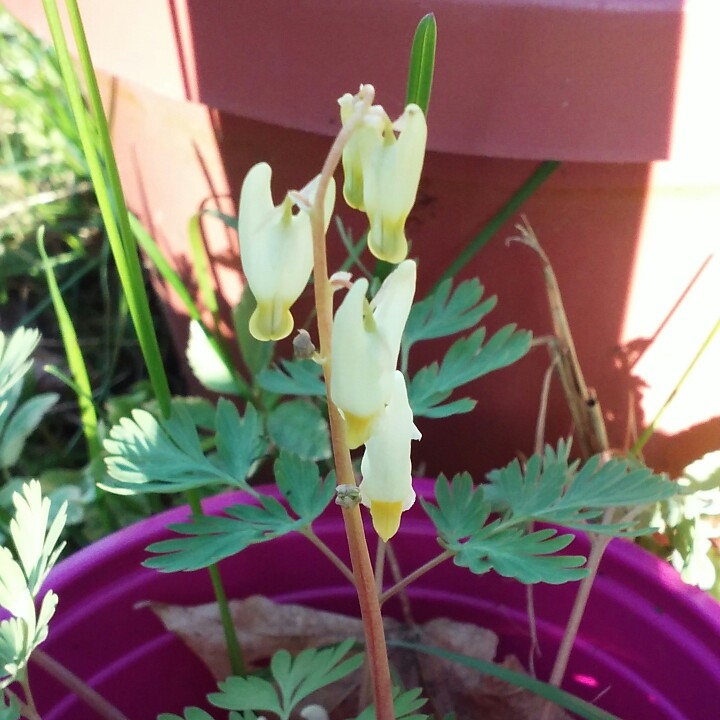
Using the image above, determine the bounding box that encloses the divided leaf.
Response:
[420,474,490,543]
[102,400,265,495]
[267,400,331,461]
[0,328,40,398]
[257,360,326,397]
[453,525,587,584]
[485,443,677,536]
[403,278,496,351]
[407,325,531,418]
[0,392,59,469]
[422,475,586,584]
[144,453,333,572]
[8,480,67,595]
[0,481,66,689]
[354,686,429,720]
[209,640,363,720]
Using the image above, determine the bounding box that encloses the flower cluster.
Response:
[238,87,427,542]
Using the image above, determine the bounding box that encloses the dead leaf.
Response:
[142,596,572,720]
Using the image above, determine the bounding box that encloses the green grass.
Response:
[0,6,180,547]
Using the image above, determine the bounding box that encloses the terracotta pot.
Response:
[23,480,720,719]
[7,0,720,479]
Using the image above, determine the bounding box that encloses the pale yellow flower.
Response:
[360,370,421,542]
[330,260,416,449]
[238,162,335,341]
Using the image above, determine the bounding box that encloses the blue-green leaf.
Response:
[257,360,326,397]
[0,392,59,469]
[485,442,677,536]
[403,278,495,350]
[453,524,587,584]
[0,328,40,398]
[103,401,265,495]
[420,474,490,543]
[267,400,330,461]
[275,452,335,521]
[407,325,531,417]
[210,640,363,720]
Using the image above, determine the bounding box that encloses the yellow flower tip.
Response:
[249,301,294,341]
[343,411,378,450]
[367,216,408,264]
[370,500,404,542]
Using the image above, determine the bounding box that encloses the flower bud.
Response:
[238,162,335,341]
[360,371,421,542]
[330,260,416,448]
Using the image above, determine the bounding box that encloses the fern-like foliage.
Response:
[407,325,532,419]
[257,360,326,397]
[208,640,363,720]
[0,481,66,691]
[422,475,586,584]
[422,444,677,584]
[0,328,59,471]
[402,278,496,352]
[485,440,677,536]
[144,453,335,572]
[102,399,265,495]
[398,279,532,419]
[354,686,429,720]
[0,693,20,720]
[0,328,40,398]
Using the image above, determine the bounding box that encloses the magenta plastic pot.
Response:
[26,480,720,719]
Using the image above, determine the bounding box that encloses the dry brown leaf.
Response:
[142,596,571,720]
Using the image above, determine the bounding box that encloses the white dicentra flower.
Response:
[238,162,335,341]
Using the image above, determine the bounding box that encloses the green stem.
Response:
[433,160,560,289]
[187,491,245,676]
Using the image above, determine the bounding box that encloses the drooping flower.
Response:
[339,95,427,264]
[238,162,335,341]
[363,104,426,264]
[338,92,384,211]
[360,370,421,542]
[330,260,416,449]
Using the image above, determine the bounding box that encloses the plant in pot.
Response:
[2,7,719,720]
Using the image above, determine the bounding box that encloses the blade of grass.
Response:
[37,226,101,462]
[42,0,247,676]
[188,213,220,324]
[632,314,720,454]
[405,13,437,115]
[391,640,621,720]
[130,214,250,398]
[433,160,561,289]
[43,0,172,418]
